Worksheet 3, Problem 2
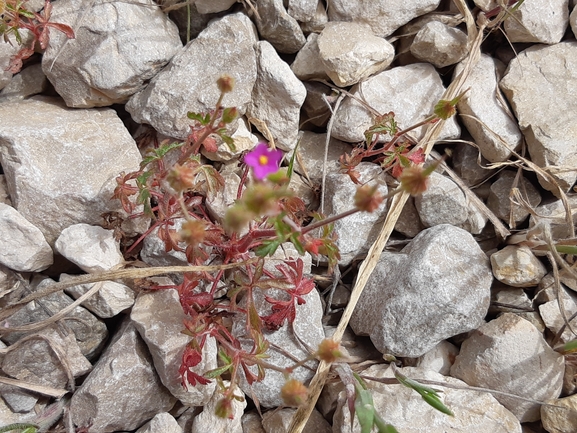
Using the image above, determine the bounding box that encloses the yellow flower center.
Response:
[259,155,269,165]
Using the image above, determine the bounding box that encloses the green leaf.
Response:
[221,107,238,124]
[141,142,183,167]
[394,369,454,416]
[289,232,305,255]
[220,134,236,152]
[255,239,282,257]
[187,111,211,125]
[555,245,577,255]
[287,139,300,180]
[0,423,38,433]
[204,364,233,379]
[561,339,577,354]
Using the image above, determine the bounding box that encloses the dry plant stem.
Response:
[321,93,345,214]
[288,2,483,429]
[0,375,68,399]
[0,259,258,325]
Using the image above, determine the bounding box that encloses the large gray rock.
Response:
[191,382,246,433]
[455,54,522,163]
[317,21,394,87]
[333,365,522,433]
[290,33,330,82]
[0,63,47,102]
[350,224,492,357]
[247,41,306,151]
[254,0,306,53]
[42,0,182,107]
[327,0,441,37]
[500,42,577,193]
[451,313,565,422]
[332,63,460,143]
[410,21,469,68]
[127,13,258,140]
[131,288,218,406]
[0,97,143,246]
[486,170,541,224]
[0,203,53,272]
[504,0,568,44]
[70,319,176,432]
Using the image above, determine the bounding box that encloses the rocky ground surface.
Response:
[1,0,577,432]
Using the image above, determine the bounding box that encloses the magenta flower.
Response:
[244,142,283,180]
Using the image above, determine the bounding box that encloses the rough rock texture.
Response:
[500,41,577,193]
[317,21,394,87]
[70,319,176,432]
[190,382,246,433]
[451,313,565,422]
[490,245,547,287]
[410,21,469,68]
[254,0,306,54]
[350,224,492,357]
[0,97,142,245]
[247,41,306,151]
[322,163,389,265]
[486,170,541,224]
[332,63,460,143]
[455,54,522,163]
[0,63,47,102]
[135,412,182,433]
[0,203,53,272]
[327,0,441,37]
[127,13,258,140]
[261,408,332,433]
[541,393,577,433]
[504,0,569,44]
[333,365,522,433]
[42,0,182,107]
[131,288,217,405]
[55,224,124,273]
[290,33,330,81]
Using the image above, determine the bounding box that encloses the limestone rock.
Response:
[202,117,258,162]
[62,274,135,319]
[300,81,333,127]
[333,365,521,433]
[415,340,459,376]
[394,196,425,238]
[42,0,182,107]
[0,97,143,246]
[410,21,469,68]
[317,21,394,87]
[0,64,47,102]
[542,393,577,432]
[504,0,569,44]
[486,170,541,224]
[327,0,441,37]
[291,33,330,82]
[0,31,34,90]
[332,63,460,143]
[451,142,495,187]
[299,0,328,33]
[131,288,218,406]
[287,0,318,22]
[70,319,176,432]
[529,194,577,239]
[323,163,389,265]
[572,4,577,37]
[450,313,564,422]
[455,54,522,163]
[135,412,183,433]
[0,203,53,272]
[500,42,577,193]
[539,286,577,344]
[490,245,547,287]
[350,224,492,357]
[55,224,124,273]
[191,382,246,433]
[261,408,331,433]
[247,41,306,151]
[127,13,258,140]
[254,0,306,53]
[195,0,236,14]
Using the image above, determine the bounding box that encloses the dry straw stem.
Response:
[0,376,68,399]
[288,1,483,430]
[0,259,258,332]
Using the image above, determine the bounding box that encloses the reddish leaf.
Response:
[179,345,211,389]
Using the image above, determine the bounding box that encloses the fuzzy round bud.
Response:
[399,166,431,196]
[354,184,384,212]
[179,219,207,246]
[214,397,234,419]
[167,163,195,193]
[316,339,344,363]
[281,379,309,407]
[217,75,235,94]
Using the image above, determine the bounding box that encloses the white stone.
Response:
[0,97,143,246]
[317,21,394,87]
[541,393,577,433]
[191,382,246,433]
[490,245,547,287]
[504,0,569,44]
[500,41,577,193]
[127,13,258,140]
[415,340,459,376]
[300,0,328,33]
[62,274,135,318]
[42,0,182,107]
[351,224,492,357]
[529,195,577,239]
[195,0,236,14]
[290,33,330,82]
[332,63,460,143]
[288,0,318,22]
[254,0,306,54]
[450,313,564,422]
[323,163,389,265]
[539,286,577,344]
[261,408,331,433]
[131,288,218,406]
[571,5,577,37]
[333,365,521,433]
[206,172,243,224]
[455,54,522,163]
[247,41,306,151]
[0,203,53,272]
[410,21,469,68]
[135,412,182,433]
[327,0,441,37]
[55,224,124,273]
[70,319,176,432]
[0,31,34,90]
[0,63,47,102]
[202,118,259,162]
[486,170,541,224]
